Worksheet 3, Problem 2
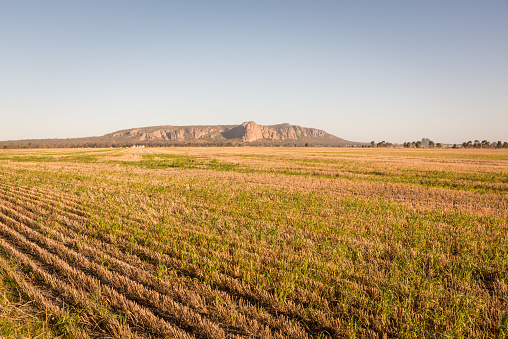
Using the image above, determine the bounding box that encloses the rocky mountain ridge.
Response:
[1,122,362,148]
[108,121,335,143]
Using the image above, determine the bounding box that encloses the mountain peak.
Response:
[241,121,257,127]
[105,122,353,145]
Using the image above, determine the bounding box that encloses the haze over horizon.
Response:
[1,1,507,144]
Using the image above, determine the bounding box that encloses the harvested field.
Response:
[0,147,507,338]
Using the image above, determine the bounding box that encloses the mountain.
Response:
[0,122,363,148]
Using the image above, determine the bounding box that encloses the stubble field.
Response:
[0,147,506,338]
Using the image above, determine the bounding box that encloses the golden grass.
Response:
[0,147,506,338]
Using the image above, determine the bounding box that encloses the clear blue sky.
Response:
[1,1,507,143]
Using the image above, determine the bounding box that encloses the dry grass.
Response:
[0,147,506,338]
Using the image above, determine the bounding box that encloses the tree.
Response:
[481,140,490,148]
[436,143,442,148]
[415,141,422,148]
[305,142,309,147]
[429,140,435,148]
[452,144,457,149]
[474,140,481,148]
[497,141,503,149]
[504,142,508,149]
[371,141,376,148]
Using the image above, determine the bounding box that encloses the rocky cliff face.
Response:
[107,121,350,145]
[113,126,222,141]
[238,121,327,142]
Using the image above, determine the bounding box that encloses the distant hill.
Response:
[0,121,364,148]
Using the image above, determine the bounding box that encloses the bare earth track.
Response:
[0,147,507,338]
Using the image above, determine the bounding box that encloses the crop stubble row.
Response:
[0,181,330,330]
[0,175,374,334]
[0,179,321,338]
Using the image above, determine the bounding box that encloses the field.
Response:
[0,147,506,338]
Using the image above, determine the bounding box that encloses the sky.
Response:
[1,1,507,144]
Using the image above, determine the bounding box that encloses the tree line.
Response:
[401,140,443,148]
[369,139,508,148]
[458,140,508,149]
